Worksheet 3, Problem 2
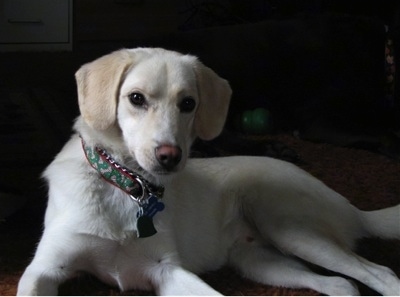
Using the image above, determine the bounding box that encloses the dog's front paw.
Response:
[17,267,59,296]
[156,267,222,296]
[320,277,359,296]
[17,280,39,296]
[17,279,58,296]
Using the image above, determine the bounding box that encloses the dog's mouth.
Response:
[153,169,177,176]
[150,161,185,176]
[133,157,183,179]
[140,165,181,186]
[133,145,187,178]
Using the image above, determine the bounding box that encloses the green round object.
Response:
[252,108,270,134]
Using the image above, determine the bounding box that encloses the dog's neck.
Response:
[81,137,165,238]
[81,137,164,198]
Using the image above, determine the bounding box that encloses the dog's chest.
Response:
[87,240,147,291]
[78,183,141,240]
[88,229,176,292]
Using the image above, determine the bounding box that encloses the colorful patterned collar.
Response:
[81,137,165,238]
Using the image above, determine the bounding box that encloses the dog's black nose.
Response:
[155,145,182,171]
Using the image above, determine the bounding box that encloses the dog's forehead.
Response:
[122,53,197,93]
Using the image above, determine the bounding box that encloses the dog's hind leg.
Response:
[229,242,359,295]
[266,227,400,296]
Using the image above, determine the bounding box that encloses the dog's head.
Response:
[75,48,231,176]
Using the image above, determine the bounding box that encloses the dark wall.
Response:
[140,15,393,136]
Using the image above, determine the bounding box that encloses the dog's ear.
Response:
[75,49,133,130]
[194,63,232,140]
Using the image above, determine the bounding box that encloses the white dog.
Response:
[18,48,399,296]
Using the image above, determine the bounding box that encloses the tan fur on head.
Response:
[75,50,133,130]
[193,62,232,140]
[75,48,231,140]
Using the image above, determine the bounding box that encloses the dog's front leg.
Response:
[155,266,222,296]
[17,230,87,296]
[17,263,61,296]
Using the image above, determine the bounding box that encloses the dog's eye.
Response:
[179,97,196,113]
[128,92,146,107]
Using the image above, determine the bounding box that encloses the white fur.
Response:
[18,48,400,296]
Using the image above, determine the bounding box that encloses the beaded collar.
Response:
[81,137,165,238]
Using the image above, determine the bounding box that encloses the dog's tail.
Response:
[359,205,400,239]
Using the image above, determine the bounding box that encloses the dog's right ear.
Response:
[75,49,133,130]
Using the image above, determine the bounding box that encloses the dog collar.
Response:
[81,137,165,238]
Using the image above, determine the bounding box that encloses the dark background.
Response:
[2,0,400,138]
[1,0,399,211]
[1,2,400,295]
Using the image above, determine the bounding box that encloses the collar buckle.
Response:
[129,177,148,205]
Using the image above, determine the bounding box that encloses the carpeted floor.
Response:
[0,132,399,296]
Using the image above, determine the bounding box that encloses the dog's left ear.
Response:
[194,63,232,140]
[75,49,133,130]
